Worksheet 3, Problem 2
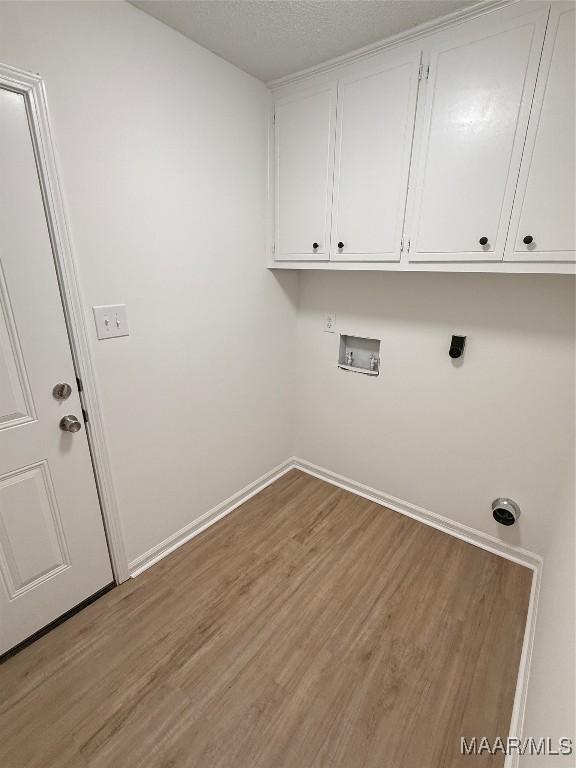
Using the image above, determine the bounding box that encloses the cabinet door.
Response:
[407,5,548,262]
[505,3,575,262]
[330,51,421,262]
[274,85,337,261]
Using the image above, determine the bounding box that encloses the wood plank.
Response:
[0,470,532,767]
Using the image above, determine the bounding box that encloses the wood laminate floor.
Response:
[0,470,532,768]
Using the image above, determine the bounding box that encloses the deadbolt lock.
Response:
[53,382,73,400]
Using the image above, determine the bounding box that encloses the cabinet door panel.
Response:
[274,85,337,261]
[330,53,421,262]
[506,4,575,262]
[408,6,548,262]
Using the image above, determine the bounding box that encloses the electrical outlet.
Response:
[324,313,336,333]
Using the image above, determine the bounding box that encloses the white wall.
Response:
[295,271,574,556]
[521,478,575,765]
[0,1,299,567]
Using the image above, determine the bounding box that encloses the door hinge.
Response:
[425,65,430,81]
[76,376,83,393]
[407,238,411,253]
[82,408,89,423]
[418,63,423,81]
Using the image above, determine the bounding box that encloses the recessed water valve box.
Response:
[338,334,380,376]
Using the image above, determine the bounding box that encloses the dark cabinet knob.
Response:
[479,236,488,246]
[523,235,533,245]
[337,241,344,249]
[312,242,319,249]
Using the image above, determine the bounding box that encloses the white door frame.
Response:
[0,62,129,583]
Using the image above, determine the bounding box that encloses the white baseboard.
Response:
[128,454,540,764]
[128,458,294,578]
[292,457,542,570]
[505,565,541,768]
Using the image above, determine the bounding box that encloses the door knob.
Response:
[479,236,489,246]
[312,242,319,250]
[52,382,72,400]
[60,415,82,433]
[523,235,534,245]
[337,241,344,249]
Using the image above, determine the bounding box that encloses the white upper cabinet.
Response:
[269,3,574,274]
[274,84,337,260]
[406,5,549,262]
[505,3,575,262]
[330,51,421,262]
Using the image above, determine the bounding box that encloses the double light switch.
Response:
[93,304,129,340]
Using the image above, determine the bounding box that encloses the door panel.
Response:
[506,4,575,262]
[0,266,35,429]
[0,87,112,654]
[407,6,548,262]
[330,52,421,262]
[0,462,69,599]
[274,84,337,260]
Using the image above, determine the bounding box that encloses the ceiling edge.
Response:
[267,0,519,88]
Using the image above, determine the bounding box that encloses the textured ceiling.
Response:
[130,1,478,82]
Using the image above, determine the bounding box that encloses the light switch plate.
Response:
[93,304,129,340]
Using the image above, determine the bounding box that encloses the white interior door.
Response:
[0,86,112,655]
[330,51,421,262]
[274,84,337,261]
[407,5,549,262]
[505,3,575,263]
